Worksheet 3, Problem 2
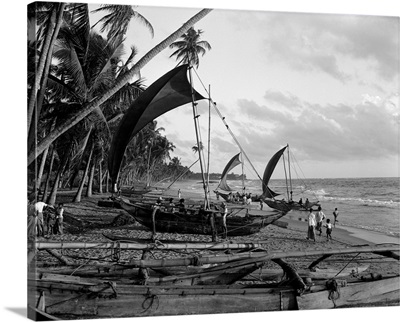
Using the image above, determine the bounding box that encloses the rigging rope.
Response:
[191,68,263,184]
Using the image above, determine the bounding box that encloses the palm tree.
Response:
[169,27,211,68]
[27,2,66,134]
[192,141,204,154]
[91,4,154,46]
[28,8,213,166]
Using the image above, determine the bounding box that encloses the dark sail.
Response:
[217,153,241,192]
[261,146,288,198]
[108,65,206,186]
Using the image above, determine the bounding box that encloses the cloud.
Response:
[259,12,398,82]
[233,90,398,165]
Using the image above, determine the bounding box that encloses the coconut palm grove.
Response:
[27,3,212,203]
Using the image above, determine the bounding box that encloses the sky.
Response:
[89,0,399,179]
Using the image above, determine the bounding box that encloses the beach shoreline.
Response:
[157,184,400,247]
[283,214,400,246]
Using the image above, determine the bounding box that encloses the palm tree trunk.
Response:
[27,3,65,133]
[105,171,109,193]
[86,159,96,197]
[42,145,55,202]
[28,3,66,154]
[27,5,57,133]
[28,8,213,165]
[98,159,103,193]
[73,145,94,202]
[47,146,70,205]
[35,146,49,195]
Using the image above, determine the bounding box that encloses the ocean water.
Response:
[167,177,400,238]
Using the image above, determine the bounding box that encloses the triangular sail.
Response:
[261,146,288,198]
[108,64,206,186]
[217,152,241,192]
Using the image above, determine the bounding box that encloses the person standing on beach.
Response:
[34,201,49,237]
[315,206,326,236]
[55,203,64,235]
[325,219,333,240]
[221,202,228,239]
[178,189,182,199]
[333,208,339,227]
[306,209,316,242]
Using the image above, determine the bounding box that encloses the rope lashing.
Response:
[141,289,160,313]
[112,241,121,261]
[193,254,204,266]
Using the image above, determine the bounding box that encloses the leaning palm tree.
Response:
[28,9,213,166]
[169,27,211,68]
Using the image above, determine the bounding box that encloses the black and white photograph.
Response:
[3,0,400,321]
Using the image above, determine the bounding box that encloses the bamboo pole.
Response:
[35,240,272,251]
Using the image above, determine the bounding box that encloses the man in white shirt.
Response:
[307,209,316,242]
[34,201,48,237]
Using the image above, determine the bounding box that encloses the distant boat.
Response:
[261,145,320,212]
[213,152,244,203]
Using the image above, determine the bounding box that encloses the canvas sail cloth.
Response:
[261,146,288,199]
[108,64,206,186]
[216,153,241,192]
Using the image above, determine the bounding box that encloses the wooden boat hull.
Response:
[120,199,286,237]
[28,277,297,319]
[297,276,400,309]
[29,274,400,319]
[265,199,319,212]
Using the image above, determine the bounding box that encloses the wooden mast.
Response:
[188,65,209,209]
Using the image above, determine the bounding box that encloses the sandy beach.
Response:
[31,187,399,280]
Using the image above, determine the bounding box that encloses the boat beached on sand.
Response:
[28,243,400,319]
[261,144,320,212]
[105,64,288,239]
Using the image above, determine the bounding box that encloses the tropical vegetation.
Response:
[28,2,212,204]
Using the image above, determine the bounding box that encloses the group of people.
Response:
[306,206,339,242]
[28,200,64,239]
